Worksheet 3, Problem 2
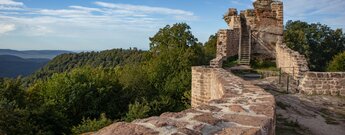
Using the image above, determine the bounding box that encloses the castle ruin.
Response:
[211,0,283,67]
[93,0,345,134]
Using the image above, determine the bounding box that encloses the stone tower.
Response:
[210,0,283,67]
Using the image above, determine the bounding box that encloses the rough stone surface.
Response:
[275,39,345,97]
[275,39,309,80]
[94,67,276,135]
[210,29,240,68]
[92,122,159,135]
[300,72,345,96]
[213,0,284,67]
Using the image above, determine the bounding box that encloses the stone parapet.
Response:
[276,42,309,80]
[300,72,345,96]
[93,67,276,135]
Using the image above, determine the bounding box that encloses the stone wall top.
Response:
[92,67,276,135]
[300,72,345,96]
[276,41,309,80]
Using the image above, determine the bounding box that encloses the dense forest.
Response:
[27,48,147,83]
[0,21,344,135]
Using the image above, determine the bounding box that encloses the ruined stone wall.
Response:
[210,29,240,68]
[276,42,309,80]
[191,67,212,107]
[271,1,283,29]
[300,72,345,96]
[251,0,284,58]
[94,67,276,135]
[275,39,345,97]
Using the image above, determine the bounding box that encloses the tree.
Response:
[284,20,345,71]
[203,34,217,61]
[26,67,125,134]
[327,51,345,71]
[0,78,35,135]
[145,23,206,115]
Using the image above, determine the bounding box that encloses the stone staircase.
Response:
[238,16,251,65]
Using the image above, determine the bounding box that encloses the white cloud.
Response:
[69,5,102,12]
[0,23,15,34]
[0,0,24,10]
[0,0,198,49]
[0,0,23,6]
[284,0,345,29]
[38,9,92,17]
[28,26,53,36]
[94,1,194,16]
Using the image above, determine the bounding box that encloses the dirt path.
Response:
[251,77,345,135]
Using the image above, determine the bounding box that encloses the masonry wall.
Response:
[300,72,345,96]
[191,67,276,135]
[271,1,283,29]
[276,42,309,80]
[210,29,240,68]
[191,67,213,107]
[191,67,225,107]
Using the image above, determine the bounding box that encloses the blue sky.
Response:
[0,0,344,51]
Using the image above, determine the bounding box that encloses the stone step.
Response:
[239,60,250,62]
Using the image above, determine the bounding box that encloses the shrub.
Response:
[125,101,151,122]
[327,51,345,72]
[71,113,112,134]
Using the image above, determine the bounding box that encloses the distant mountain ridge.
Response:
[0,49,73,59]
[0,55,50,78]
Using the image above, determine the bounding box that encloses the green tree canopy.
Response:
[284,20,345,71]
[327,51,345,71]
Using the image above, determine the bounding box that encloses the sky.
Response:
[0,0,344,51]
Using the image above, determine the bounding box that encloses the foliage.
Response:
[327,51,345,72]
[223,55,238,68]
[0,78,46,135]
[125,101,151,122]
[32,67,124,125]
[203,34,217,61]
[146,23,206,115]
[27,48,147,82]
[71,113,112,135]
[251,59,276,70]
[284,20,345,71]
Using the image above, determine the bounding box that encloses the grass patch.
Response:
[223,55,238,68]
[251,59,277,70]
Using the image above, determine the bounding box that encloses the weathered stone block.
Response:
[339,79,345,86]
[340,90,345,96]
[330,73,341,78]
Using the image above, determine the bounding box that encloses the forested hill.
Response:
[0,49,73,59]
[0,55,50,78]
[29,48,147,81]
